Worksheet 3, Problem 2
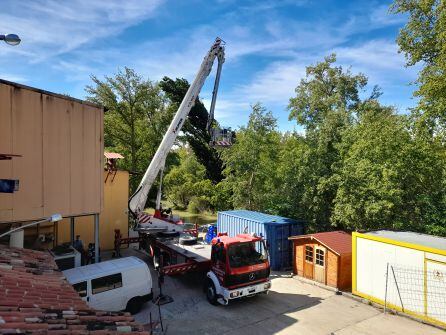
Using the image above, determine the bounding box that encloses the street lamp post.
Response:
[0,33,21,46]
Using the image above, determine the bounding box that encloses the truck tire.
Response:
[158,231,180,238]
[205,279,218,305]
[126,296,143,314]
[179,235,197,245]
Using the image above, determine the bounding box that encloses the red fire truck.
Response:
[115,229,271,305]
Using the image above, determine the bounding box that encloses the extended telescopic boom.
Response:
[129,38,225,217]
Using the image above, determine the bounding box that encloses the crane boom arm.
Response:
[129,38,225,216]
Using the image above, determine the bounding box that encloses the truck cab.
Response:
[206,233,271,305]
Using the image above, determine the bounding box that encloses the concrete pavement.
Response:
[119,247,443,334]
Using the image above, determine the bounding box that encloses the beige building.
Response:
[56,169,129,250]
[0,79,104,259]
[0,79,104,222]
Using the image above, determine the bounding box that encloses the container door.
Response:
[426,259,446,324]
[314,246,326,284]
[303,245,314,279]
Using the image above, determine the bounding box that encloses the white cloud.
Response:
[334,39,418,86]
[0,0,164,61]
[0,73,28,82]
[201,97,251,123]
[370,4,407,27]
[0,0,416,130]
[237,61,306,104]
[218,38,418,123]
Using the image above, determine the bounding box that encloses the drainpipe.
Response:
[94,214,99,263]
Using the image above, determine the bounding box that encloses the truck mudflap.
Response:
[220,280,271,304]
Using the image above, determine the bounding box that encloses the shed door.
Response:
[426,259,446,324]
[303,245,314,279]
[314,246,326,284]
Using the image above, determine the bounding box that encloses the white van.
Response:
[63,256,153,314]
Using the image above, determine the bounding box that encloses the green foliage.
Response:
[163,148,207,209]
[85,68,173,193]
[286,55,374,231]
[222,103,281,211]
[391,0,446,133]
[159,77,224,183]
[332,102,446,233]
[288,54,367,130]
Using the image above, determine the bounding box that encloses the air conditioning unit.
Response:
[49,244,81,271]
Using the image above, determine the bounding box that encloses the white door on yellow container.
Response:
[426,259,446,325]
[314,246,326,285]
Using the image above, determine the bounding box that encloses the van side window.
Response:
[73,281,87,297]
[92,273,122,294]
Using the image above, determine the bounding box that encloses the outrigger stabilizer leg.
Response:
[152,254,174,306]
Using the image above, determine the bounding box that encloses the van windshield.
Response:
[228,241,268,268]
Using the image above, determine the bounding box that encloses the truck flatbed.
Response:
[153,238,213,275]
[158,240,212,262]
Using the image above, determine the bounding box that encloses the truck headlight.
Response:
[264,282,271,290]
[230,291,240,298]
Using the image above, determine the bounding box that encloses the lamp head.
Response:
[50,213,62,222]
[1,34,21,46]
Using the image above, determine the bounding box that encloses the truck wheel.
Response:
[158,231,180,238]
[179,235,197,245]
[205,280,218,305]
[126,297,143,314]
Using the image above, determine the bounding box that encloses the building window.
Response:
[315,249,325,266]
[305,246,313,262]
[73,281,87,297]
[92,273,122,294]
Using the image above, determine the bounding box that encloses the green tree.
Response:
[163,148,211,209]
[287,55,372,231]
[86,68,172,193]
[159,77,224,183]
[222,103,281,211]
[391,0,446,134]
[271,133,309,219]
[332,101,446,234]
[288,54,368,130]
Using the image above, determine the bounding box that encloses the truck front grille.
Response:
[226,268,270,287]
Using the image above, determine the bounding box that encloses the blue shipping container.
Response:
[217,210,305,271]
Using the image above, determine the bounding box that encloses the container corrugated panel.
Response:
[217,210,305,270]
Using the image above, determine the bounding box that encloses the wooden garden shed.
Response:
[289,231,352,290]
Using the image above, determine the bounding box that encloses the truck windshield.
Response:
[228,241,268,268]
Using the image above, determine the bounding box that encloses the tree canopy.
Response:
[159,77,224,183]
[391,0,446,134]
[85,67,172,192]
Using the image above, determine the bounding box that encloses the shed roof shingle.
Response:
[0,244,149,334]
[289,231,352,255]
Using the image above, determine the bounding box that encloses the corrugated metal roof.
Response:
[104,152,124,159]
[289,231,352,255]
[219,210,302,225]
[0,79,102,109]
[365,230,446,251]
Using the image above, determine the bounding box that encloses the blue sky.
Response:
[0,0,417,131]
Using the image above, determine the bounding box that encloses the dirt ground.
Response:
[114,247,443,335]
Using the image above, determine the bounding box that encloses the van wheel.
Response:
[126,297,143,314]
[205,280,218,306]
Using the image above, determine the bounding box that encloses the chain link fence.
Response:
[384,263,446,325]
